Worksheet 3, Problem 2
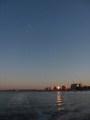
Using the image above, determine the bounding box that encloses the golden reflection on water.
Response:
[57,91,64,110]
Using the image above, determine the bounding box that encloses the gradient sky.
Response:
[0,0,90,89]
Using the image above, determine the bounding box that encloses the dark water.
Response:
[0,91,90,120]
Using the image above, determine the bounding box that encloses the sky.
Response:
[0,0,90,89]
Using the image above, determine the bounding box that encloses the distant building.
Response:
[83,86,90,90]
[45,86,61,91]
[56,86,61,90]
[71,83,83,90]
[71,83,79,90]
[45,87,53,91]
[87,86,90,90]
[79,83,83,87]
[62,86,68,91]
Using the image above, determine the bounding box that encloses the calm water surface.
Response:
[0,91,90,120]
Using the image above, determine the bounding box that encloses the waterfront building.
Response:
[71,83,83,90]
[71,83,79,90]
[45,86,61,91]
[83,86,90,90]
[62,86,68,91]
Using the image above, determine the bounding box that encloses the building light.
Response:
[57,86,60,90]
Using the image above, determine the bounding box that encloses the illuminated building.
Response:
[71,83,83,90]
[45,86,61,91]
[71,83,79,90]
[56,86,61,90]
[62,86,68,91]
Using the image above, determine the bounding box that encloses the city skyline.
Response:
[0,0,90,89]
[0,82,90,91]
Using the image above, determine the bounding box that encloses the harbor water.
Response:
[0,91,90,120]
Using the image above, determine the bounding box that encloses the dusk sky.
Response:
[0,0,90,89]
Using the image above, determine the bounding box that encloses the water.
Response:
[0,91,90,120]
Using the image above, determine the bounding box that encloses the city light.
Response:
[57,86,60,90]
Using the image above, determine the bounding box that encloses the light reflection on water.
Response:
[0,91,90,120]
[56,91,64,110]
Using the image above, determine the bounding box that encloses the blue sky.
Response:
[0,0,90,89]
